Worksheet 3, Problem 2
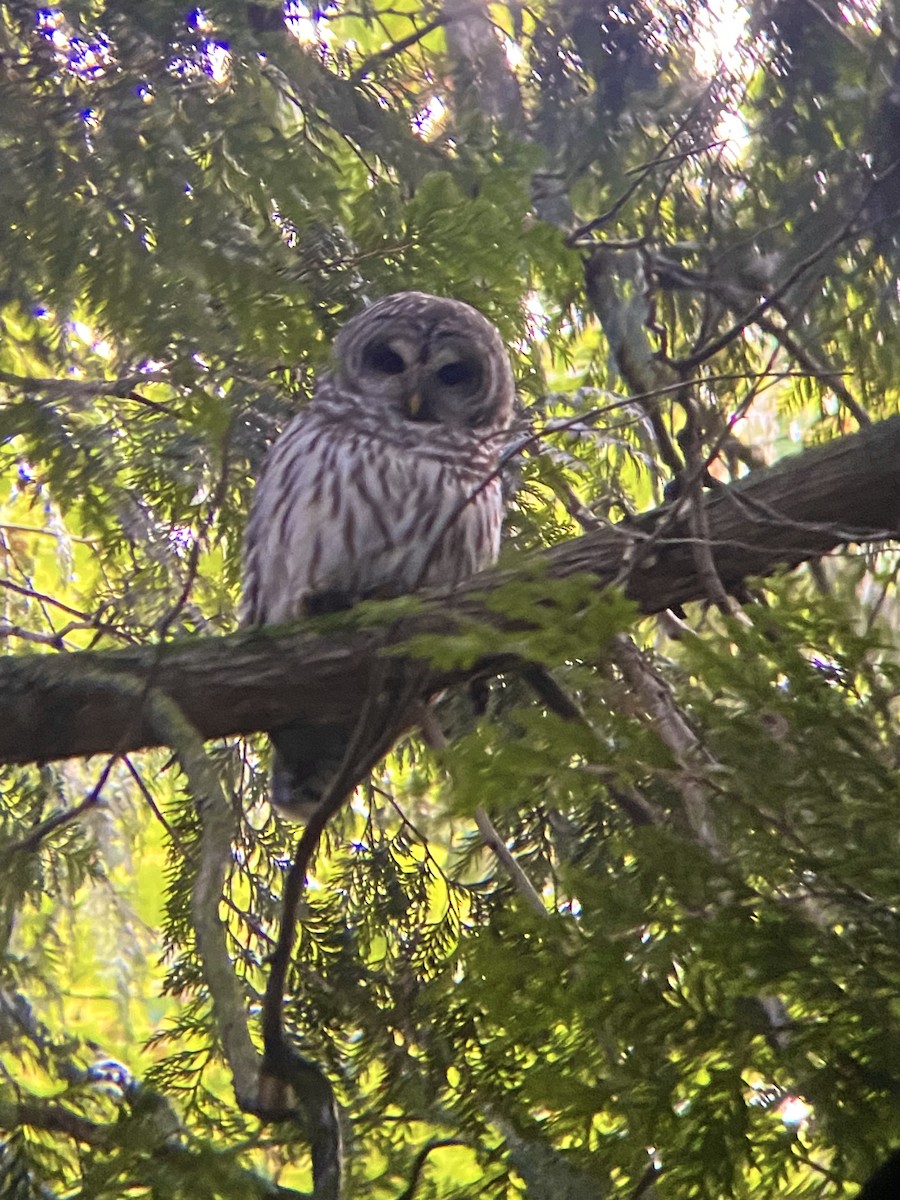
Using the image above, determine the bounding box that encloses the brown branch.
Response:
[5,757,116,853]
[0,522,97,544]
[256,665,427,1200]
[0,578,96,622]
[441,0,525,133]
[566,83,723,245]
[639,248,871,427]
[348,13,448,84]
[0,369,179,414]
[0,416,898,767]
[395,1138,470,1200]
[473,807,548,916]
[672,185,875,375]
[611,634,724,856]
[0,1099,108,1146]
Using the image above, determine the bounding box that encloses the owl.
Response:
[242,291,516,817]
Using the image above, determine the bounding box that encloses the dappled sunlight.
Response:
[1,0,898,1196]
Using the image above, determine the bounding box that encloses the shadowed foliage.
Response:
[1,1,899,1197]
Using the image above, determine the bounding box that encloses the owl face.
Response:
[331,292,515,430]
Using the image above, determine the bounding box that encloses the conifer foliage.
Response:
[1,1,899,1196]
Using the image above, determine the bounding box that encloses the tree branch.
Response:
[1,417,898,766]
[144,691,260,1109]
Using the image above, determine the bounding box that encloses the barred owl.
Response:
[242,291,516,817]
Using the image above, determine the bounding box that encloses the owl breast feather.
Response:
[241,410,504,627]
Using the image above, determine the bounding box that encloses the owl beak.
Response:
[406,391,423,417]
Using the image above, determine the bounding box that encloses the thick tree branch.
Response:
[1,417,898,766]
[441,0,526,134]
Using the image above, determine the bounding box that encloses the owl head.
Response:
[331,291,515,430]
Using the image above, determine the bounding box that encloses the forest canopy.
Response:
[1,1,900,1197]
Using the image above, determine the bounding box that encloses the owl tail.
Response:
[268,721,352,821]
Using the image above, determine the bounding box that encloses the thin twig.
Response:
[349,13,447,83]
[0,622,69,647]
[0,577,93,621]
[472,807,547,916]
[673,185,879,379]
[394,1138,469,1200]
[124,755,182,847]
[611,634,724,857]
[5,756,117,854]
[0,522,97,544]
[0,369,179,415]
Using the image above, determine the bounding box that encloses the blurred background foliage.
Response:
[1,0,899,1195]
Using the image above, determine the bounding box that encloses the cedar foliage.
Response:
[1,1,899,1196]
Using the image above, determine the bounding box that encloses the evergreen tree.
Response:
[1,1,899,1195]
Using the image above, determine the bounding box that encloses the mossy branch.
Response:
[0,416,898,767]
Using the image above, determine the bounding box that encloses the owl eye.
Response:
[363,341,406,375]
[436,359,482,389]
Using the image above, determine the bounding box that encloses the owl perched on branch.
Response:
[242,291,516,817]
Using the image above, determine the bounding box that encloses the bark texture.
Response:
[1,416,898,766]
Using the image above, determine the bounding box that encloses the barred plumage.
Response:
[241,292,515,817]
